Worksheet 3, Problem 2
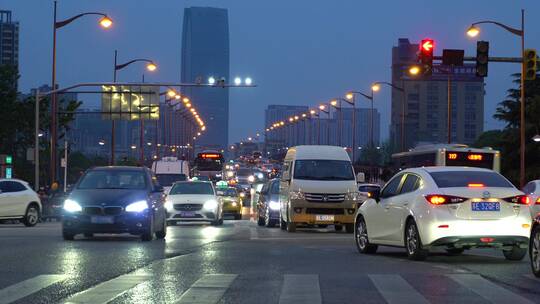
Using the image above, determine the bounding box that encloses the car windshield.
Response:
[77,170,147,190]
[293,160,354,181]
[429,171,514,188]
[236,169,253,177]
[156,174,187,187]
[216,188,237,197]
[169,182,214,195]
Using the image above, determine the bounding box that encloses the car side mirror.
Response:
[369,189,381,202]
[153,185,164,193]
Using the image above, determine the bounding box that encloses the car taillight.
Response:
[425,195,467,205]
[536,198,540,205]
[502,195,531,205]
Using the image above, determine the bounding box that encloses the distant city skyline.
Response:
[2,0,540,144]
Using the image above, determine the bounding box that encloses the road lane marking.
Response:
[175,274,237,304]
[368,274,429,304]
[0,274,67,304]
[279,274,321,304]
[64,274,150,304]
[449,274,534,304]
[249,227,259,240]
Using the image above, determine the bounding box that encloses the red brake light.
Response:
[425,195,467,205]
[537,198,540,205]
[503,195,531,205]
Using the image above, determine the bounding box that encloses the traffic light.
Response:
[419,39,434,76]
[524,49,537,81]
[476,41,489,77]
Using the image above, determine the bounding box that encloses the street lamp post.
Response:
[50,1,113,184]
[112,50,157,165]
[371,81,406,151]
[319,104,330,145]
[330,99,342,146]
[345,93,356,161]
[466,9,526,187]
[349,89,375,147]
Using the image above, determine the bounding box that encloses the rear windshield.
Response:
[429,171,514,188]
[169,182,214,195]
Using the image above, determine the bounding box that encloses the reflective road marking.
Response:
[64,274,150,304]
[0,274,67,304]
[175,274,237,304]
[369,274,429,304]
[449,274,534,304]
[279,274,321,304]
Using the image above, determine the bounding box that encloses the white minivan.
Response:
[279,146,361,233]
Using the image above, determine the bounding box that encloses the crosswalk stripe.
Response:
[249,227,259,240]
[449,274,534,304]
[0,274,67,304]
[369,274,429,304]
[63,274,150,304]
[175,274,237,304]
[279,274,321,304]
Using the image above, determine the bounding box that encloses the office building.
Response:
[0,10,18,68]
[391,38,485,149]
[181,7,229,151]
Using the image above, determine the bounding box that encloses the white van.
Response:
[279,146,361,233]
[151,157,190,192]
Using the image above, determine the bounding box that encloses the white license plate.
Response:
[90,216,114,224]
[181,211,196,217]
[315,215,334,222]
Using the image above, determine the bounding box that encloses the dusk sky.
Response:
[4,0,540,143]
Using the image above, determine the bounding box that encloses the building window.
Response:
[408,93,419,101]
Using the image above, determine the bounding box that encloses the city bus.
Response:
[391,144,501,173]
[193,150,225,181]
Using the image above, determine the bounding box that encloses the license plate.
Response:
[472,202,500,211]
[315,215,334,221]
[90,216,114,224]
[181,211,196,217]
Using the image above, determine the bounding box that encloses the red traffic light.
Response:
[420,39,434,53]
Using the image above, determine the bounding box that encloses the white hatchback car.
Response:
[164,181,223,226]
[0,179,41,226]
[355,167,531,261]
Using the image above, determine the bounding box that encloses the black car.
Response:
[62,166,167,241]
[256,179,281,227]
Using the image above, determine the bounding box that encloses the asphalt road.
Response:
[0,218,539,304]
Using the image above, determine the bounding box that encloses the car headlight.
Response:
[125,200,149,212]
[289,191,305,200]
[256,173,264,179]
[204,200,218,210]
[269,201,280,210]
[164,200,173,211]
[63,199,82,213]
[239,192,246,198]
[248,175,256,183]
[227,171,234,178]
[232,202,238,207]
[345,191,361,201]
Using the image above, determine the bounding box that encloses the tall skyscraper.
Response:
[181,7,229,151]
[391,38,485,149]
[0,10,19,68]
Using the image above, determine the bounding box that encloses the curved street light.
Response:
[49,1,113,185]
[466,10,527,187]
[372,81,406,151]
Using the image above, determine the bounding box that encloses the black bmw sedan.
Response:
[62,166,167,241]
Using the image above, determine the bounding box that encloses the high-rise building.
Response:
[391,38,485,149]
[0,10,18,68]
[181,7,229,151]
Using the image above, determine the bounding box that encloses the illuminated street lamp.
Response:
[167,90,176,98]
[208,76,216,85]
[98,140,105,146]
[234,77,242,86]
[408,65,421,76]
[372,81,406,151]
[533,135,540,142]
[245,77,253,86]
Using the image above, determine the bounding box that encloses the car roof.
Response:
[285,145,351,161]
[91,166,146,171]
[416,166,495,173]
[0,178,27,183]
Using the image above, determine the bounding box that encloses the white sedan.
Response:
[355,167,531,261]
[0,179,41,226]
[523,180,540,216]
[164,181,223,226]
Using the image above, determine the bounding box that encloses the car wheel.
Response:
[218,218,224,226]
[265,209,275,228]
[334,225,343,232]
[155,217,167,239]
[503,246,527,261]
[446,248,465,256]
[83,233,93,238]
[405,219,428,261]
[63,230,76,241]
[286,220,296,232]
[141,217,154,242]
[530,225,540,277]
[355,216,378,254]
[23,204,40,227]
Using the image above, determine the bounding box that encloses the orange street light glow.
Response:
[99,17,113,28]
[146,62,157,72]
[467,25,480,37]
